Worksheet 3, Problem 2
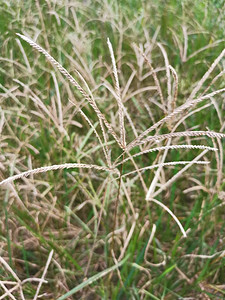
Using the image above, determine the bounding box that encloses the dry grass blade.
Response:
[0,283,17,300]
[51,72,64,132]
[0,163,118,186]
[157,43,172,113]
[169,65,178,112]
[146,139,171,198]
[111,250,125,288]
[186,39,225,61]
[15,38,32,72]
[122,149,148,192]
[134,44,165,111]
[0,257,20,282]
[182,250,225,259]
[182,25,188,62]
[33,250,54,300]
[0,256,25,300]
[76,105,110,166]
[118,215,138,261]
[203,69,225,95]
[13,78,62,133]
[217,136,223,189]
[0,107,5,133]
[152,149,209,198]
[188,48,225,100]
[144,224,158,266]
[149,199,187,237]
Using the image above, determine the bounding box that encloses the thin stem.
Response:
[112,153,125,252]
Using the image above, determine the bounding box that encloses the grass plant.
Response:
[0,0,225,299]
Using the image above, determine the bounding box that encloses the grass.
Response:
[0,0,225,299]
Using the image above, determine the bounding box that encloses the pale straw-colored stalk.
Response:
[188,48,225,101]
[146,139,171,199]
[121,70,136,99]
[15,38,32,72]
[33,250,54,300]
[134,44,166,111]
[0,256,25,300]
[152,149,209,198]
[169,65,178,112]
[182,250,225,259]
[107,38,126,147]
[157,43,172,113]
[51,72,64,131]
[144,224,157,266]
[186,39,225,62]
[71,101,110,166]
[124,86,158,103]
[149,199,187,237]
[118,214,138,261]
[0,283,17,300]
[182,25,188,62]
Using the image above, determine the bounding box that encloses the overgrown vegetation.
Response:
[0,0,225,299]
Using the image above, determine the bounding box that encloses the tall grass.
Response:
[0,1,225,299]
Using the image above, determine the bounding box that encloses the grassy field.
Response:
[0,0,225,299]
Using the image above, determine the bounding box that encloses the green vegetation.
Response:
[0,0,225,299]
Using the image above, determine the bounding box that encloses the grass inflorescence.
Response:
[0,1,225,299]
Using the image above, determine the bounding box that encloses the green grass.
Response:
[0,0,225,299]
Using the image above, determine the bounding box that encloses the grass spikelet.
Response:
[0,163,118,186]
[135,130,225,148]
[16,33,123,149]
[115,144,217,167]
[188,48,225,100]
[128,88,225,150]
[107,38,126,147]
[121,160,209,179]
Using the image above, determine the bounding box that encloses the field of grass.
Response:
[0,0,225,299]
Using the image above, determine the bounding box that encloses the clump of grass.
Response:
[0,1,225,299]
